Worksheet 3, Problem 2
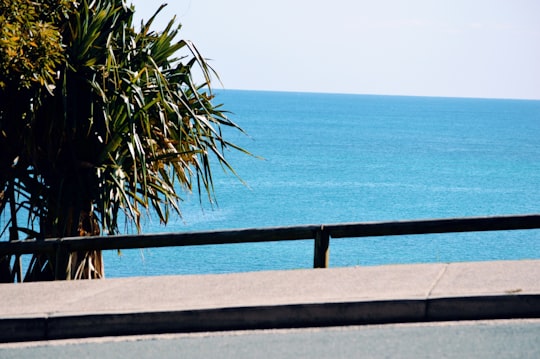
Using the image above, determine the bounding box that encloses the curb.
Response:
[2,294,539,343]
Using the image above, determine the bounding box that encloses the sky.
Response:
[131,0,540,100]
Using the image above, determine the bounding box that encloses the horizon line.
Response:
[214,87,540,102]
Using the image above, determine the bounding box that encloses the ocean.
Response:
[103,90,540,277]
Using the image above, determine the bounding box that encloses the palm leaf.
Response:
[0,0,251,281]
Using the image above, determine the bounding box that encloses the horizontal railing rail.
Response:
[1,214,539,277]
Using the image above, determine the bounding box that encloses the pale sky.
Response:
[131,1,540,100]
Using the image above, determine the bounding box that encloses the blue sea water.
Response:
[104,90,540,277]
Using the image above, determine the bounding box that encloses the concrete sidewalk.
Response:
[1,260,539,343]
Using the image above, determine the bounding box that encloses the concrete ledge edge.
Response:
[1,294,539,343]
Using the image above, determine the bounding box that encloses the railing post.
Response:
[313,226,330,268]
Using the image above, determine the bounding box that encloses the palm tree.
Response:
[0,0,247,281]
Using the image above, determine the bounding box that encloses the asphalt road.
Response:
[1,319,539,358]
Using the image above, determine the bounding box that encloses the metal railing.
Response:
[1,214,539,279]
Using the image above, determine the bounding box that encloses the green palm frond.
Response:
[0,0,249,280]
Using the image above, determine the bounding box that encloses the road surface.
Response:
[1,319,538,358]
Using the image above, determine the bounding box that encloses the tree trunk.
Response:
[24,208,104,281]
[68,209,104,279]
